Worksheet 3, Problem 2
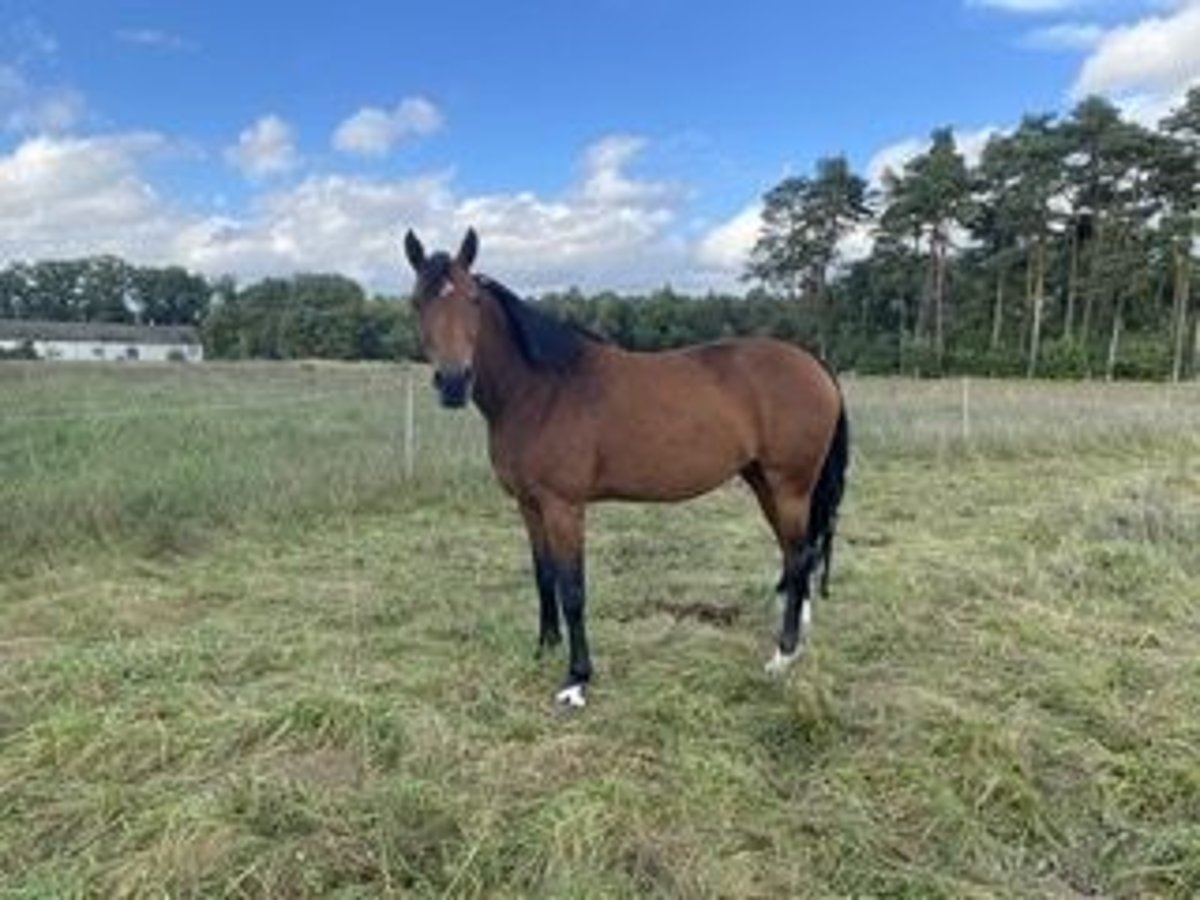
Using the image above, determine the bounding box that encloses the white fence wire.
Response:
[3,362,1198,485]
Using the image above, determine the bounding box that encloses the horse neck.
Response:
[471,288,539,422]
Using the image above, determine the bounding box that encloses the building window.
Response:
[93,347,105,359]
[125,346,139,360]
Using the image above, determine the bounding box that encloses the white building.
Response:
[0,320,204,362]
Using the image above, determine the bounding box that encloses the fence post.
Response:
[404,364,415,479]
[960,375,971,444]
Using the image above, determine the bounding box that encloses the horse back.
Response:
[574,337,840,501]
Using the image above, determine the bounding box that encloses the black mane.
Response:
[477,275,603,371]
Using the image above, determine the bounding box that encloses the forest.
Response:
[1,91,1196,380]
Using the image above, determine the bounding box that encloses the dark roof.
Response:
[0,319,200,345]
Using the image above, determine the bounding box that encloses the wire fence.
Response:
[1,363,492,570]
[843,375,1200,460]
[4,362,1199,474]
[2,360,1197,564]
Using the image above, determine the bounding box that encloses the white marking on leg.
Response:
[800,599,813,641]
[554,683,587,708]
[764,645,803,677]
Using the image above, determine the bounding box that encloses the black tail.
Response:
[809,403,848,598]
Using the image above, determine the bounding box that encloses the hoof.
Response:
[554,683,587,709]
[764,645,803,677]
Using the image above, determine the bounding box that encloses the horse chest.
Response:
[486,431,521,494]
[487,424,543,494]
[486,418,593,499]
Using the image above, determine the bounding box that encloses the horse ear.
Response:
[457,228,479,270]
[404,230,426,271]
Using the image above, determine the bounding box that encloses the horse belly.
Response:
[593,409,749,502]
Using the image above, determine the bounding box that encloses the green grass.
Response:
[1,362,1199,897]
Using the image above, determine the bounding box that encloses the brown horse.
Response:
[404,229,848,708]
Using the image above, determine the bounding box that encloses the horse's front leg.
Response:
[541,498,590,708]
[519,499,561,655]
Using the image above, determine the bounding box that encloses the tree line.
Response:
[0,256,211,326]
[0,259,419,361]
[745,90,1200,381]
[1,89,1195,379]
[201,274,416,361]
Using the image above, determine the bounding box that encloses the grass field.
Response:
[2,362,1199,897]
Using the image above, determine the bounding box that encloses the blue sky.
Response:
[1,0,1197,292]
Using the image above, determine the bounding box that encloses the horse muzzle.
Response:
[433,366,473,408]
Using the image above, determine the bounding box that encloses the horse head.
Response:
[404,228,481,408]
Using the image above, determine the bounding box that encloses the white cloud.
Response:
[1022,21,1105,50]
[1072,1,1200,102]
[440,135,690,290]
[225,114,299,179]
[576,134,683,208]
[1115,90,1188,125]
[181,172,458,285]
[696,204,761,272]
[838,223,876,265]
[3,123,1029,295]
[332,97,443,157]
[8,18,59,64]
[866,137,926,186]
[0,133,188,264]
[0,64,85,133]
[968,0,1084,12]
[694,201,878,285]
[956,128,1004,166]
[0,22,85,133]
[115,28,197,52]
[866,126,999,186]
[0,129,707,292]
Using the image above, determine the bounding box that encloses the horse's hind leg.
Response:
[768,530,818,675]
[743,466,816,675]
[741,463,791,602]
